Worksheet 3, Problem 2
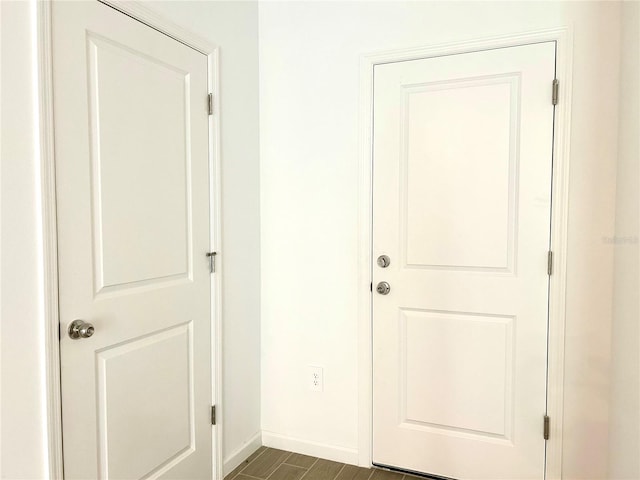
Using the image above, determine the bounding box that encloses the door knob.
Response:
[68,319,95,339]
[376,281,391,295]
[377,255,391,268]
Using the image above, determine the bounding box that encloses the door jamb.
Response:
[37,1,224,478]
[357,28,573,480]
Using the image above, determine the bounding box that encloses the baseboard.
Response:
[224,431,263,476]
[261,431,359,466]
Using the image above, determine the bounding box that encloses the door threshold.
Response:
[372,464,457,480]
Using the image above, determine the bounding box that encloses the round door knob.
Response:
[376,281,391,295]
[377,255,391,268]
[68,319,95,339]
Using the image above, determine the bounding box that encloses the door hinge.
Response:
[211,405,217,425]
[208,93,214,115]
[370,282,373,292]
[206,251,218,273]
[552,79,559,106]
[544,415,550,440]
[547,251,553,276]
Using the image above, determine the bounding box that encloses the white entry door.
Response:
[372,43,556,480]
[54,2,213,479]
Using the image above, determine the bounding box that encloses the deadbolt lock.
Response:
[376,281,391,295]
[377,255,391,268]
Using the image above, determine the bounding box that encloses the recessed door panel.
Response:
[403,76,519,271]
[401,309,514,439]
[88,35,192,293]
[97,324,193,479]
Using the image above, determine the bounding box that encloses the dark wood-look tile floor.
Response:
[225,448,419,480]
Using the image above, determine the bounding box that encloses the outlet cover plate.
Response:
[308,366,323,392]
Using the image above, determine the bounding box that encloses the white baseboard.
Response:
[224,431,263,476]
[261,431,359,466]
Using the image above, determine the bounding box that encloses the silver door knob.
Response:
[68,319,95,339]
[376,281,391,295]
[377,255,391,268]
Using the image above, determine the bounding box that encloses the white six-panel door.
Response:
[54,2,213,478]
[372,42,556,480]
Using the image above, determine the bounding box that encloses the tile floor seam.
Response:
[234,473,270,480]
[261,466,278,480]
[365,467,376,480]
[282,462,313,470]
[332,463,347,480]
[367,465,378,480]
[297,457,321,480]
[283,452,295,466]
[252,448,269,463]
[232,447,269,479]
[242,473,265,480]
[262,452,294,480]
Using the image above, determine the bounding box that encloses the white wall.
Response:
[120,0,263,473]
[0,1,49,478]
[259,2,621,478]
[0,1,261,477]
[608,2,639,479]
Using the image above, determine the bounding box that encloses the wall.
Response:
[608,2,639,479]
[0,1,49,479]
[259,2,621,478]
[0,1,261,478]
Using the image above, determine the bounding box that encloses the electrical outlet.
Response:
[308,366,323,392]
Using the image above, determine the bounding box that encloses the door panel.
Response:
[54,2,212,479]
[88,33,192,291]
[402,309,513,438]
[403,76,518,271]
[97,324,193,480]
[372,42,556,480]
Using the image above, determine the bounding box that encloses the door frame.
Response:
[357,28,573,480]
[36,1,224,478]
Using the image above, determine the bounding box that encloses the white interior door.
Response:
[372,42,556,480]
[54,2,213,479]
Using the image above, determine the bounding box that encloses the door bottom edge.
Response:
[372,463,457,480]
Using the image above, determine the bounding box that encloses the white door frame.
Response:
[357,28,573,480]
[36,1,223,478]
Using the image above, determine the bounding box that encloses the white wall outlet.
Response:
[308,366,323,392]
